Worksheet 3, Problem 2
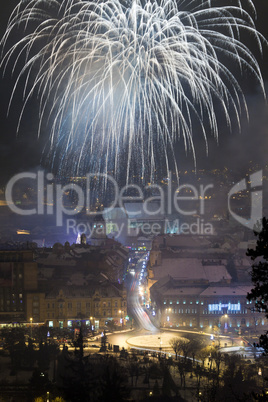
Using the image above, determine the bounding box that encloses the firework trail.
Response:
[1,0,266,180]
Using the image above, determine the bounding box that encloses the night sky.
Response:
[0,0,267,185]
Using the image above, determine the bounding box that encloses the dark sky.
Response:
[0,0,267,185]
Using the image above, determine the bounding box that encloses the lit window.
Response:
[49,321,53,327]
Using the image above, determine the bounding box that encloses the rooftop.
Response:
[152,257,231,283]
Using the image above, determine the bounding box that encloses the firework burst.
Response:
[1,0,266,180]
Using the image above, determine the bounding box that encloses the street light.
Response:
[30,317,33,339]
[224,314,228,333]
[158,331,162,355]
[119,310,123,329]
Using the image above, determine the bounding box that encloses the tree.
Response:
[188,338,203,366]
[197,346,210,367]
[162,365,177,397]
[169,337,181,360]
[210,349,224,383]
[73,330,84,358]
[152,379,160,396]
[246,217,268,352]
[226,254,238,282]
[100,357,130,402]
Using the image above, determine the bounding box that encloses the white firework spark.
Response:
[1,0,266,180]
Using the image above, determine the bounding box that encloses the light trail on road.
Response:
[127,253,157,333]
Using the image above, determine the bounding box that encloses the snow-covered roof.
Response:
[199,285,251,297]
[162,287,205,296]
[152,257,231,282]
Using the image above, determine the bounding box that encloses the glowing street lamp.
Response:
[119,310,123,329]
[222,313,228,333]
[30,317,33,338]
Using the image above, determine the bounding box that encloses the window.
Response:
[115,301,118,307]
[33,302,39,307]
[47,303,50,309]
[59,321,64,329]
[103,311,106,316]
[86,302,90,308]
[49,321,53,327]
[67,320,72,328]
[68,302,72,309]
[77,302,81,310]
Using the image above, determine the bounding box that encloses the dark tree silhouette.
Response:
[226,254,238,282]
[247,217,268,352]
